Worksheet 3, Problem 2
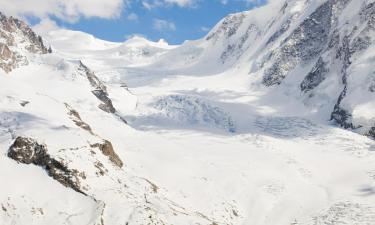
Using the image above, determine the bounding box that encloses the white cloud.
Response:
[127,12,139,21]
[200,26,210,32]
[32,17,60,35]
[0,0,126,23]
[141,0,198,9]
[164,0,198,7]
[153,19,176,31]
[220,0,228,5]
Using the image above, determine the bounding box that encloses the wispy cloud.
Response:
[0,0,126,23]
[127,12,139,21]
[153,19,176,31]
[142,0,199,10]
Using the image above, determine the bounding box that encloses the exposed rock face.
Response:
[368,127,375,139]
[65,103,94,134]
[370,78,375,92]
[0,43,16,73]
[220,23,260,63]
[329,0,375,129]
[8,137,84,194]
[0,12,48,54]
[64,102,123,168]
[78,62,116,113]
[0,12,49,73]
[263,0,349,86]
[91,140,123,168]
[300,57,329,93]
[206,13,246,42]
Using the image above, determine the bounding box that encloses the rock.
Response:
[370,81,375,92]
[263,0,349,86]
[65,103,94,134]
[92,90,116,114]
[19,100,29,107]
[91,140,123,168]
[0,43,16,73]
[78,62,116,114]
[0,12,48,54]
[300,57,329,92]
[368,127,375,139]
[8,137,85,194]
[0,12,49,73]
[206,13,245,41]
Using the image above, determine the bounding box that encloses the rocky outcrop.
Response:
[220,23,260,63]
[64,103,123,168]
[8,137,84,194]
[0,43,17,72]
[78,62,116,113]
[300,57,329,93]
[368,127,375,139]
[370,78,375,92]
[0,12,49,73]
[0,12,48,54]
[263,0,349,86]
[206,13,246,42]
[91,140,123,168]
[65,103,94,135]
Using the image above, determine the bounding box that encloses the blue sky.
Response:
[49,0,266,44]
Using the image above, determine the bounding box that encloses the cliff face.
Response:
[0,12,49,72]
[196,0,375,138]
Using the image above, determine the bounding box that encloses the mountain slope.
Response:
[1,0,375,224]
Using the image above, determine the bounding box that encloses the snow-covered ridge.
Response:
[1,1,375,224]
[42,0,375,139]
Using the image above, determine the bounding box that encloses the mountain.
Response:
[140,0,375,139]
[1,0,375,224]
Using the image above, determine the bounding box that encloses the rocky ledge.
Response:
[7,137,85,194]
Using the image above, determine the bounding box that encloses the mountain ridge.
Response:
[1,0,375,224]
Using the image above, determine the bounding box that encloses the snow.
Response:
[1,0,375,224]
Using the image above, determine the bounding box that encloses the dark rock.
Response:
[0,43,17,73]
[206,13,245,41]
[331,32,358,129]
[0,12,48,54]
[266,18,291,45]
[263,0,350,86]
[368,127,375,139]
[220,24,259,63]
[19,100,29,107]
[301,57,329,92]
[370,79,375,92]
[0,12,49,73]
[8,137,85,194]
[92,90,116,113]
[331,87,354,129]
[78,62,116,114]
[65,103,94,134]
[91,140,123,168]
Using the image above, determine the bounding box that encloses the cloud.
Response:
[141,0,198,9]
[164,0,198,7]
[127,12,139,21]
[219,0,228,5]
[32,17,61,35]
[0,0,126,23]
[153,19,176,31]
[200,26,210,32]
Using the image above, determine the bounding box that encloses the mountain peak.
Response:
[0,12,49,72]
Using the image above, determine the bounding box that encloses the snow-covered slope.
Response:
[1,0,375,224]
[139,0,375,139]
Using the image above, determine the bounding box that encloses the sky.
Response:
[0,0,267,44]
